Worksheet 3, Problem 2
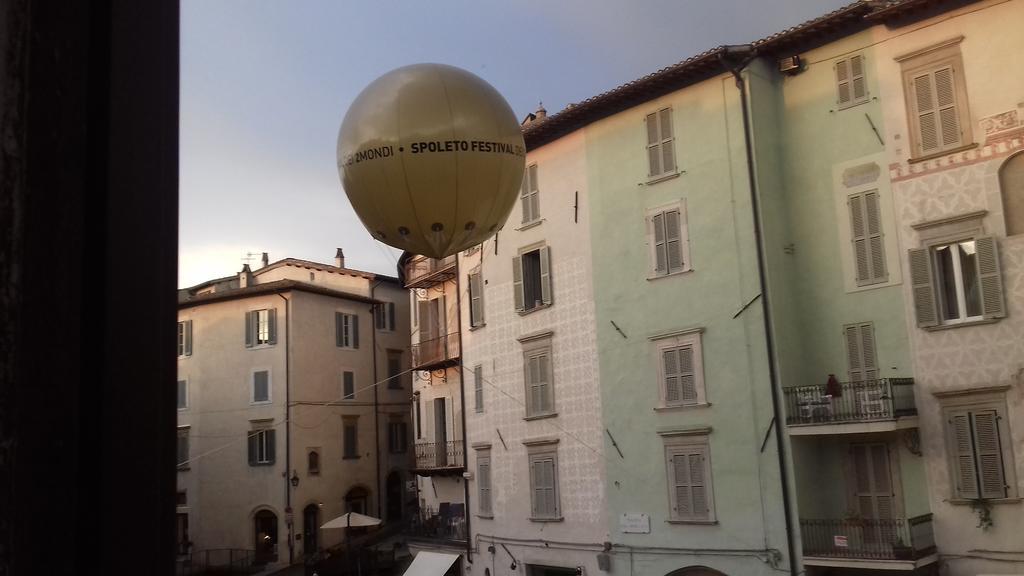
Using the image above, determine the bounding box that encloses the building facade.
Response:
[176,250,411,571]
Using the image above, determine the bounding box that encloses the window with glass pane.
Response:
[256,309,270,344]
[253,370,270,403]
[934,240,982,323]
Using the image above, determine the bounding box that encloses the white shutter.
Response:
[659,108,675,174]
[850,194,871,283]
[860,323,878,380]
[865,191,887,283]
[411,291,419,330]
[665,210,682,273]
[850,55,867,102]
[520,167,532,223]
[689,452,708,519]
[909,248,939,328]
[845,324,863,382]
[836,58,852,105]
[949,412,979,499]
[679,347,697,404]
[652,212,667,274]
[529,164,540,221]
[512,256,524,312]
[914,72,940,154]
[972,410,1007,499]
[646,112,661,177]
[975,236,1006,319]
[267,308,277,345]
[474,365,483,413]
[663,349,681,405]
[184,320,193,356]
[934,66,962,150]
[469,273,483,327]
[478,457,492,514]
[671,453,690,518]
[539,246,552,305]
[538,354,551,413]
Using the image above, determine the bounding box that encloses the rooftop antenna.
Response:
[242,252,262,267]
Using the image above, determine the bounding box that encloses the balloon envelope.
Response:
[337,63,525,259]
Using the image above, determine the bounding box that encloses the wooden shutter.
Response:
[343,371,354,399]
[344,424,356,458]
[266,429,276,464]
[539,246,552,305]
[529,164,540,221]
[267,308,277,345]
[474,365,483,412]
[836,58,852,105]
[913,72,940,154]
[478,457,492,514]
[860,323,878,380]
[646,112,661,176]
[659,108,675,174]
[949,412,979,499]
[388,302,396,331]
[850,194,871,283]
[652,212,667,274]
[177,431,189,466]
[248,430,257,465]
[909,248,939,328]
[850,55,867,102]
[865,192,887,282]
[671,453,690,518]
[520,166,532,223]
[469,273,483,327]
[335,312,344,347]
[411,292,419,330]
[245,311,254,348]
[845,324,864,382]
[663,349,681,405]
[531,456,555,517]
[972,410,1007,499]
[527,356,541,415]
[665,210,682,273]
[934,66,962,150]
[184,320,193,356]
[351,314,359,348]
[975,236,1006,319]
[539,354,551,413]
[679,346,698,403]
[689,451,708,520]
[512,256,525,312]
[670,451,707,520]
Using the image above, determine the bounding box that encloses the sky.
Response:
[179,0,853,288]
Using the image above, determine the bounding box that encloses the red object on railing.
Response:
[826,373,842,397]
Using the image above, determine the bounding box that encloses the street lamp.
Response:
[290,470,300,488]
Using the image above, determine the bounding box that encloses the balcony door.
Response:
[419,297,445,363]
[434,398,447,467]
[850,442,896,546]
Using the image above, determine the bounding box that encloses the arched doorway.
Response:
[303,504,320,557]
[665,568,728,576]
[253,509,278,564]
[386,471,403,522]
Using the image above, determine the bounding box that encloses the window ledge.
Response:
[908,142,978,164]
[342,455,361,460]
[250,401,272,406]
[924,318,1000,332]
[645,171,681,186]
[516,219,545,231]
[646,268,694,282]
[654,403,711,413]
[469,323,487,332]
[247,344,276,350]
[518,303,552,316]
[947,497,1021,505]
[529,516,564,523]
[476,514,494,519]
[524,412,558,422]
[666,519,718,525]
[835,97,871,112]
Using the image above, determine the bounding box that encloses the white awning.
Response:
[402,551,460,576]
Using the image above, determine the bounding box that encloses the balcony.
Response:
[411,333,460,372]
[404,255,457,289]
[800,515,937,570]
[784,378,918,435]
[413,440,464,476]
[406,504,467,544]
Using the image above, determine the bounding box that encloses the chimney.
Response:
[261,252,269,268]
[335,248,345,268]
[239,264,253,288]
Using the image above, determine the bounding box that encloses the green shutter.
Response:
[975,236,1006,319]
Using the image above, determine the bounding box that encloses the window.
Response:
[519,332,554,418]
[526,443,560,520]
[176,490,187,506]
[177,320,192,357]
[653,329,705,408]
[343,418,359,459]
[342,371,355,400]
[909,237,1005,328]
[177,427,190,470]
[844,322,878,382]
[335,312,359,348]
[898,39,972,158]
[375,302,396,331]
[415,396,422,439]
[469,271,485,327]
[252,370,271,404]
[513,246,552,313]
[388,421,408,454]
[835,54,868,108]
[177,379,188,410]
[248,423,275,466]
[646,201,690,277]
[521,163,540,224]
[387,350,403,389]
[478,450,493,516]
[645,107,676,179]
[176,513,190,555]
[941,395,1017,500]
[245,309,276,347]
[663,434,715,522]
[848,190,888,286]
[474,365,484,413]
[308,449,320,475]
[1000,152,1024,236]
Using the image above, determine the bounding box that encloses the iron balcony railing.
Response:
[414,440,464,471]
[176,548,258,576]
[784,378,917,426]
[800,515,935,561]
[407,504,467,543]
[411,332,460,371]
[404,255,457,289]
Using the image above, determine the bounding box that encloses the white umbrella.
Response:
[320,511,382,530]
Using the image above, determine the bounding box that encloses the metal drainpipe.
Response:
[719,46,799,576]
[371,281,382,519]
[454,258,472,564]
[275,292,293,565]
